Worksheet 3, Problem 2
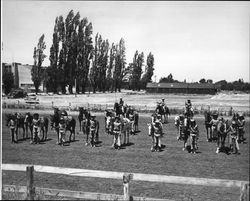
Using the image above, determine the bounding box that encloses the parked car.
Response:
[7,89,27,99]
[25,93,39,104]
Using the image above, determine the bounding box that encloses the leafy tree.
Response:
[2,71,14,94]
[130,51,144,91]
[141,52,154,89]
[31,34,46,94]
[77,18,93,93]
[89,33,101,93]
[199,78,206,83]
[107,43,116,92]
[113,38,126,92]
[159,73,179,83]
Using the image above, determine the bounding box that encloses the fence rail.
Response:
[2,163,249,200]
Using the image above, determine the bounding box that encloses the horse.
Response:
[147,123,155,151]
[78,107,90,132]
[216,118,230,153]
[175,115,185,141]
[155,104,165,123]
[50,109,76,144]
[182,117,191,152]
[88,116,100,147]
[104,110,115,135]
[24,112,33,140]
[134,111,139,132]
[114,102,124,116]
[120,114,131,145]
[40,116,49,141]
[204,110,212,142]
[14,113,26,141]
[78,107,91,134]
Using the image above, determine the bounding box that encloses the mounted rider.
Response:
[184,100,194,118]
[189,118,199,154]
[112,116,122,150]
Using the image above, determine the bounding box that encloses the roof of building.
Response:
[146,82,217,89]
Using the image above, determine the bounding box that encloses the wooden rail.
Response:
[2,163,249,200]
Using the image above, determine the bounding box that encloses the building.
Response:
[2,62,44,92]
[146,82,219,94]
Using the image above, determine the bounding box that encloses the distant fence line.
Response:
[2,101,249,116]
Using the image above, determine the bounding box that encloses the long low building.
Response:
[146,82,219,94]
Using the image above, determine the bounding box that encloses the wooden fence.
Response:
[2,163,249,201]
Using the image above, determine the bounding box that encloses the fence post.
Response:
[26,165,35,200]
[123,173,133,201]
[240,182,249,201]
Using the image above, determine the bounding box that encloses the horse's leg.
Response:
[79,120,81,132]
[216,134,220,153]
[57,129,60,145]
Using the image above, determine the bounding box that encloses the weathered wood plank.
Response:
[2,163,248,188]
[2,185,169,201]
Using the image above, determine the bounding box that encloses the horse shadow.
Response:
[122,142,134,147]
[134,130,141,134]
[219,146,238,155]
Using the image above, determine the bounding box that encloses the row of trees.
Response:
[31,10,155,94]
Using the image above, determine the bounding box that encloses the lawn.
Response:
[2,109,249,200]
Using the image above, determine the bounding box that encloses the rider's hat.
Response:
[232,121,236,126]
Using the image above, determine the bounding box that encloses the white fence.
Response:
[2,163,249,200]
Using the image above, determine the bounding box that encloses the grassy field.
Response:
[2,109,249,200]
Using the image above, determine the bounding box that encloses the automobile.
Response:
[7,88,27,99]
[25,93,39,104]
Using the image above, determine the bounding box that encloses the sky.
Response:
[2,1,250,83]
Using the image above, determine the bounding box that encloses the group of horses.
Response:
[6,112,49,144]
[174,110,246,154]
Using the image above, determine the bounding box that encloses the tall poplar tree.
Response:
[31,34,46,94]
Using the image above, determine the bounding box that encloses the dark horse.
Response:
[50,109,76,144]
[204,110,212,142]
[78,107,91,132]
[40,116,49,141]
[155,104,170,124]
[14,113,26,141]
[114,102,126,116]
[216,119,230,154]
[24,112,33,140]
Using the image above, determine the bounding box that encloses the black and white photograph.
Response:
[1,1,249,200]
